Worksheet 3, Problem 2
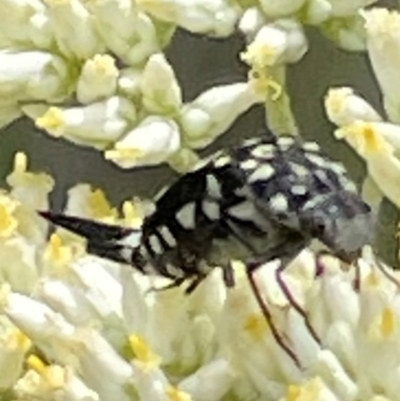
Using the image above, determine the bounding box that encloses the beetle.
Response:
[40,132,375,366]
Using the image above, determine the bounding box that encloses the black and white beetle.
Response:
[40,133,375,366]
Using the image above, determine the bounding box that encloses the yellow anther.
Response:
[380,307,397,338]
[104,148,145,162]
[27,354,47,374]
[286,385,301,401]
[88,54,117,76]
[364,271,381,288]
[88,188,117,220]
[244,313,269,340]
[45,233,74,265]
[166,386,192,401]
[129,335,161,369]
[36,107,65,136]
[13,152,28,174]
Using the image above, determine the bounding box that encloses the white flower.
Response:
[242,19,308,67]
[33,96,136,149]
[76,54,119,104]
[334,121,400,207]
[0,322,31,390]
[238,7,267,40]
[0,0,53,49]
[64,184,117,222]
[87,0,163,66]
[363,8,400,123]
[325,87,382,127]
[303,0,332,25]
[320,13,367,51]
[43,0,105,59]
[258,0,307,18]
[118,68,143,99]
[140,53,182,115]
[178,359,235,401]
[327,0,378,18]
[180,82,262,149]
[105,116,181,168]
[15,360,100,401]
[138,0,242,37]
[0,149,400,400]
[0,50,71,102]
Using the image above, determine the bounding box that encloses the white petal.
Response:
[139,0,241,37]
[105,116,181,168]
[35,96,136,149]
[259,0,306,17]
[0,50,69,102]
[43,0,104,59]
[181,82,262,149]
[140,53,182,114]
[325,87,382,127]
[76,54,118,104]
[363,8,400,121]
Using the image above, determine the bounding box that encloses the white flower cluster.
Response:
[324,8,400,214]
[1,154,400,401]
[2,1,400,401]
[0,0,380,171]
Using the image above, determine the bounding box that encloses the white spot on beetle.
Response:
[149,234,163,255]
[305,153,328,168]
[159,225,176,248]
[214,154,231,168]
[277,136,295,150]
[243,138,261,147]
[228,200,256,221]
[248,164,275,183]
[251,144,275,159]
[269,193,288,213]
[202,200,220,220]
[291,185,307,195]
[176,202,196,229]
[166,263,184,278]
[240,158,258,170]
[302,142,320,152]
[117,230,142,247]
[290,162,309,177]
[206,174,222,199]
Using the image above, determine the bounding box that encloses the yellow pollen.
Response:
[45,233,74,265]
[241,42,278,69]
[27,354,47,374]
[244,313,269,340]
[380,307,397,338]
[364,8,400,39]
[88,188,117,220]
[284,378,323,401]
[286,385,301,401]
[13,152,28,174]
[362,125,390,153]
[166,386,193,401]
[325,87,353,115]
[364,271,381,287]
[89,54,117,76]
[0,202,18,237]
[337,122,393,155]
[36,107,65,136]
[8,329,31,351]
[129,335,161,369]
[122,200,143,228]
[104,148,145,162]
